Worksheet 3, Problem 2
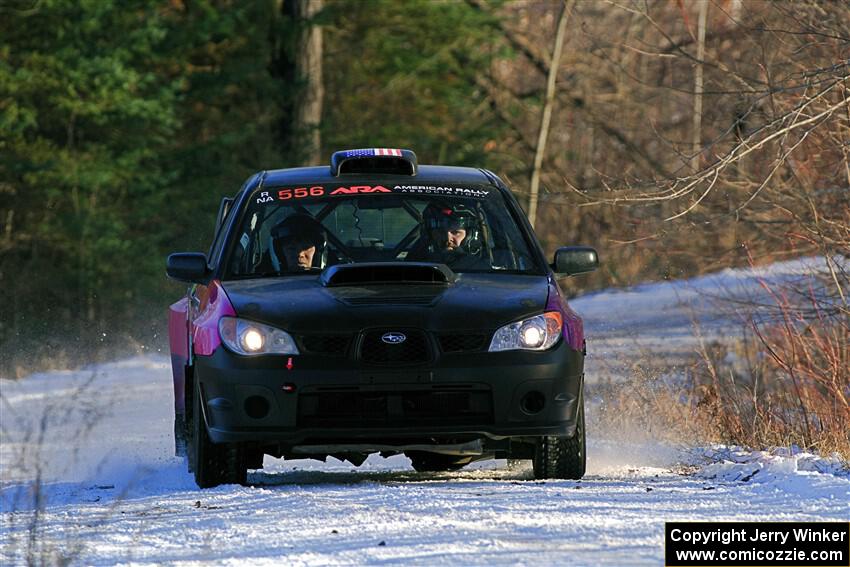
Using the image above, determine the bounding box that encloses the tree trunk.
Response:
[273,0,324,165]
[528,0,573,229]
[691,0,708,172]
[294,0,323,165]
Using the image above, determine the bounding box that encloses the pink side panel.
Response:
[192,281,237,356]
[545,280,585,351]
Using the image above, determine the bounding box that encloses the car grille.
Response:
[299,334,352,357]
[438,333,489,353]
[297,387,493,427]
[359,329,431,366]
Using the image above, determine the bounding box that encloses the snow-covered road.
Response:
[1,258,847,565]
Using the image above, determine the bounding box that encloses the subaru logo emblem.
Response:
[381,332,406,344]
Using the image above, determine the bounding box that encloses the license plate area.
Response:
[297,384,493,428]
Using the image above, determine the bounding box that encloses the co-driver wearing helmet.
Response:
[270,214,326,271]
[410,202,489,269]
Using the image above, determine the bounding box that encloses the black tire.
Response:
[190,380,247,488]
[532,394,586,480]
[407,451,472,472]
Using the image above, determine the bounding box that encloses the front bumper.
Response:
[195,340,584,447]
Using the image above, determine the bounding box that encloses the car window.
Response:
[223,183,541,277]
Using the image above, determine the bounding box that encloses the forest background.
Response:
[1,0,848,378]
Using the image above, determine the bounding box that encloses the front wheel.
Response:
[190,380,247,488]
[532,393,586,480]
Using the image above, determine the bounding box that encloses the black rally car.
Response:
[167,148,598,488]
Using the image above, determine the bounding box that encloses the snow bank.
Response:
[688,445,849,506]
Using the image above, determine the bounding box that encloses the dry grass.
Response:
[593,262,850,461]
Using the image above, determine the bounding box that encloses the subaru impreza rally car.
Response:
[167,148,598,488]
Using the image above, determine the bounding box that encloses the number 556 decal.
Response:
[278,186,325,200]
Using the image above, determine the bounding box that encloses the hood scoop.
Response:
[321,263,455,287]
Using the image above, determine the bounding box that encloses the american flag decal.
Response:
[344,148,402,158]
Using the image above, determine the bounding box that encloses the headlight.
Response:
[218,317,299,356]
[488,312,563,352]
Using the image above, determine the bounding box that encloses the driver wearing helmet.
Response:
[409,202,489,269]
[270,213,326,271]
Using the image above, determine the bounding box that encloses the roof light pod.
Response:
[330,148,417,176]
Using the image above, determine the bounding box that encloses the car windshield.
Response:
[224,182,542,278]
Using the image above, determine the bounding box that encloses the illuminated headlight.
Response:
[218,317,299,356]
[488,312,563,352]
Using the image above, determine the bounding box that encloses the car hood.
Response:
[221,273,549,334]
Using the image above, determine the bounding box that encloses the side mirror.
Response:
[166,252,210,284]
[553,246,599,276]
